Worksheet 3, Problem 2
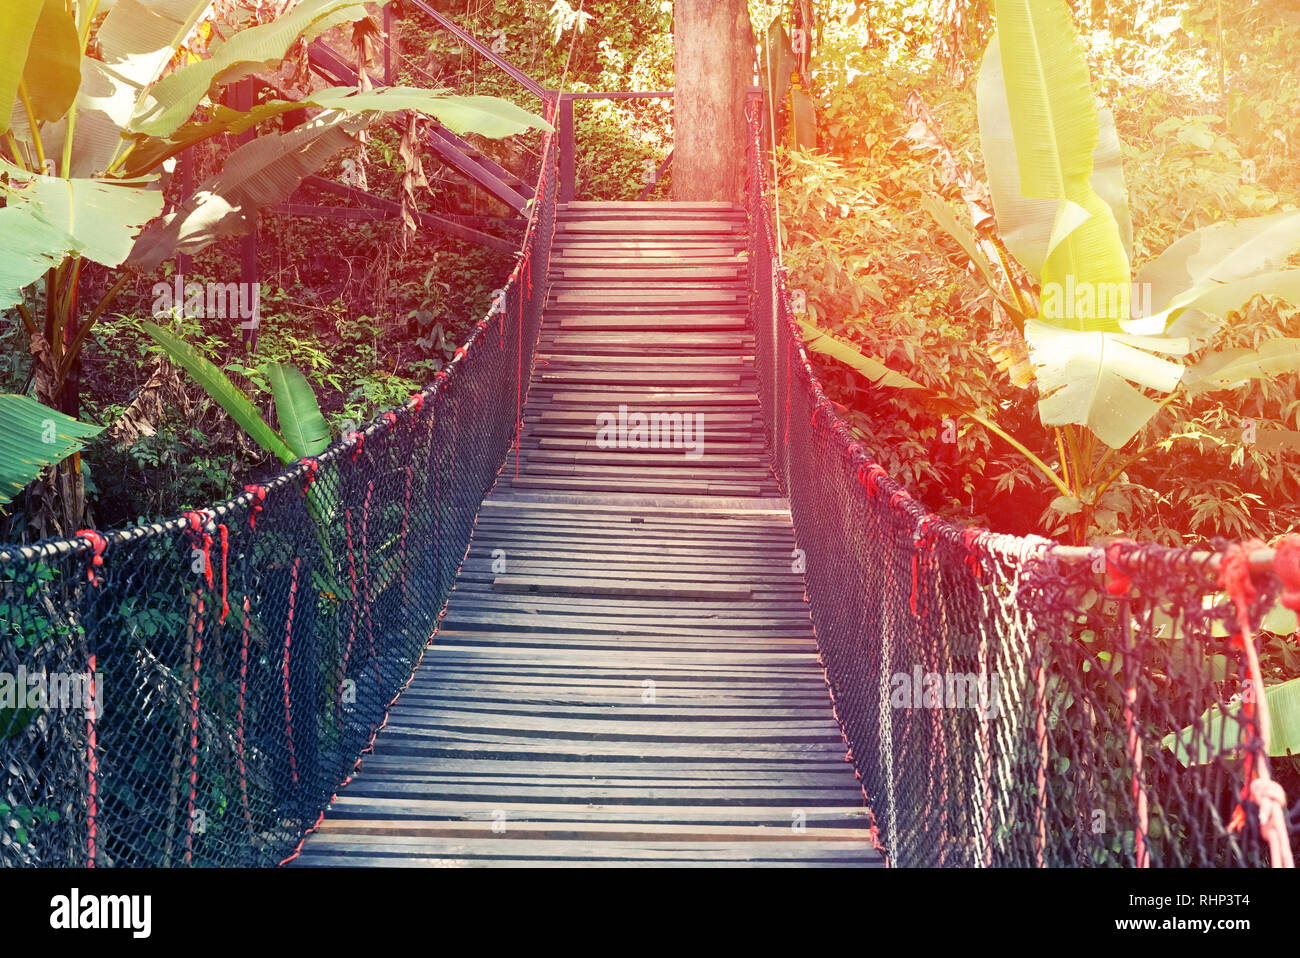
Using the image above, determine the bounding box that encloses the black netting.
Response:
[744,102,1296,868]
[0,129,557,868]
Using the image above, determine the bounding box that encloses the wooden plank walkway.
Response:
[293,202,882,867]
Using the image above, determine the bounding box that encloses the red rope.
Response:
[282,557,300,785]
[217,523,229,624]
[75,529,107,586]
[300,458,319,499]
[236,596,251,831]
[1105,539,1136,595]
[86,653,98,867]
[244,484,267,529]
[1277,535,1300,612]
[1221,541,1294,868]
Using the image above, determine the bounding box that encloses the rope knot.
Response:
[75,529,107,587]
[185,510,215,588]
[454,345,468,362]
[407,392,425,413]
[1218,540,1262,611]
[244,484,267,529]
[857,463,887,496]
[962,527,985,580]
[301,458,320,498]
[1105,539,1136,596]
[1274,534,1300,612]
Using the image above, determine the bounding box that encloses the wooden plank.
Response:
[492,575,753,600]
[313,819,872,843]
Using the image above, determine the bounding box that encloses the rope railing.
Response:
[0,111,559,869]
[744,100,1300,867]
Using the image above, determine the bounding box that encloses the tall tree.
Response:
[672,0,753,203]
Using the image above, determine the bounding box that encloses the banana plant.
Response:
[141,320,350,596]
[913,0,1300,543]
[0,393,100,505]
[0,0,550,536]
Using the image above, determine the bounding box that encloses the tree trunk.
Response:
[672,0,753,204]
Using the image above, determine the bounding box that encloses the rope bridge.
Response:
[1,105,1297,868]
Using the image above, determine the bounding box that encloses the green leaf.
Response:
[1142,269,1300,346]
[122,88,549,177]
[0,394,101,503]
[1049,495,1082,516]
[1263,603,1299,637]
[0,204,77,310]
[977,14,1131,326]
[0,160,164,267]
[1183,337,1300,392]
[267,364,330,460]
[1025,319,1189,448]
[142,321,295,465]
[977,33,1133,274]
[24,1,219,176]
[760,19,797,112]
[127,111,368,271]
[21,0,82,125]
[0,0,43,137]
[306,87,552,138]
[797,319,926,391]
[1135,210,1300,324]
[130,0,398,138]
[1165,677,1300,765]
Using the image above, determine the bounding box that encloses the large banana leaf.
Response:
[142,321,295,464]
[0,159,163,268]
[980,7,1131,329]
[977,33,1133,275]
[798,320,927,392]
[1164,675,1300,766]
[268,363,330,460]
[308,88,553,138]
[1025,320,1189,448]
[1130,210,1300,340]
[127,111,368,271]
[122,87,550,177]
[761,20,797,113]
[0,205,78,311]
[18,1,218,177]
[0,0,44,137]
[0,394,102,503]
[1183,337,1300,392]
[22,0,82,126]
[130,0,395,138]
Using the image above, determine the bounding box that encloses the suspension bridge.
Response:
[1,12,1297,870]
